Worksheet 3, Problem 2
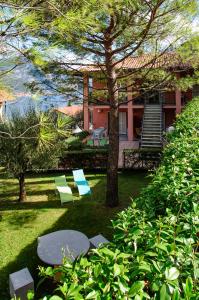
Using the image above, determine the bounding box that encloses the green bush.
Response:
[39,99,199,299]
[139,97,199,216]
[64,136,83,150]
[76,130,90,140]
[59,148,108,169]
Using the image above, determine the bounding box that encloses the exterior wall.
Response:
[92,108,128,132]
[92,79,107,103]
[164,108,176,129]
[93,108,109,129]
[84,71,194,140]
[181,89,192,105]
[133,109,144,139]
[164,91,175,105]
[83,75,89,131]
[93,79,107,90]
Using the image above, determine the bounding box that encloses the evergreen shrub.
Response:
[39,99,199,299]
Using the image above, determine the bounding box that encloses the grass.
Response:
[0,169,150,299]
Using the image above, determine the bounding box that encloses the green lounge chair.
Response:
[86,139,94,146]
[55,175,73,204]
[99,138,108,146]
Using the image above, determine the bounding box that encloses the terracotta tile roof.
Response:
[55,105,83,116]
[79,52,190,73]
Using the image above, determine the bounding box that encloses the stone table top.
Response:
[37,230,90,265]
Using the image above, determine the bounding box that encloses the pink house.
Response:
[82,53,197,148]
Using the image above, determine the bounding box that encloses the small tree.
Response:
[0,108,72,202]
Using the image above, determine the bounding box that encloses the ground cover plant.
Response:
[39,98,199,299]
[0,170,149,299]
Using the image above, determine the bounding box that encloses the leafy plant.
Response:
[0,108,72,201]
[138,98,199,216]
[39,98,199,299]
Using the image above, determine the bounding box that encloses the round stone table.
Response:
[37,230,90,265]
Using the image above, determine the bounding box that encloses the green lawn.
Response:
[0,169,150,299]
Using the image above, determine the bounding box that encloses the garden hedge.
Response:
[139,97,199,216]
[59,148,108,169]
[38,98,199,300]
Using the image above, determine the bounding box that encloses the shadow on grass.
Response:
[25,180,55,185]
[0,205,114,299]
[0,170,149,299]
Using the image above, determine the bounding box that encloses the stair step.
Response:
[142,133,161,138]
[144,118,161,120]
[141,145,162,149]
[142,136,161,139]
[143,132,162,134]
[143,120,161,123]
[144,117,161,119]
[143,125,161,127]
[143,123,161,125]
[141,140,162,143]
[144,121,161,122]
[145,111,161,114]
[143,126,162,128]
[143,128,162,130]
[141,144,162,147]
[144,115,161,117]
[143,127,162,129]
[141,142,162,147]
[145,111,161,113]
[145,105,161,107]
[145,107,161,110]
[145,108,161,110]
[142,139,162,142]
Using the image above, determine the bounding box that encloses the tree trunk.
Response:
[105,40,120,207]
[106,105,119,207]
[18,173,27,202]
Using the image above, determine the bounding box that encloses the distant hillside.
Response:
[0,53,82,115]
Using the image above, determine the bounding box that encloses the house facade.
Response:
[82,54,198,148]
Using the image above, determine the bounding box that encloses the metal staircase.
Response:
[141,104,163,149]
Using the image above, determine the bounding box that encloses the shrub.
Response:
[59,148,108,169]
[76,130,90,140]
[39,98,199,299]
[139,98,199,216]
[64,136,83,150]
